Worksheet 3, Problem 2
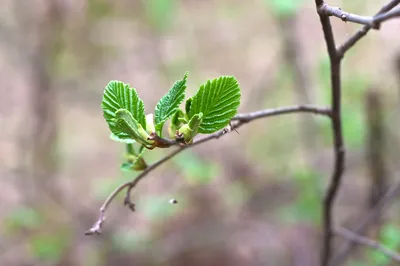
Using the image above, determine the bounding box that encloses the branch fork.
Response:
[85,209,106,235]
[318,2,400,30]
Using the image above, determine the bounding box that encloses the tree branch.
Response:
[318,3,400,29]
[334,227,400,263]
[337,0,400,57]
[232,105,331,122]
[314,1,400,264]
[315,1,345,265]
[85,105,330,235]
[373,6,400,26]
[329,180,400,266]
[318,4,376,27]
[314,0,400,264]
[85,148,185,235]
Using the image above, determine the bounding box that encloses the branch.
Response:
[318,4,376,27]
[232,105,331,122]
[315,1,345,265]
[85,105,330,235]
[147,105,331,148]
[319,4,400,29]
[85,148,185,235]
[337,0,400,56]
[373,6,400,26]
[84,182,131,235]
[334,227,400,263]
[315,0,400,264]
[329,180,400,266]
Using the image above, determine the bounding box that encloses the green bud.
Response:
[178,113,203,144]
[168,109,185,138]
[145,113,156,134]
[121,154,147,171]
[115,109,154,148]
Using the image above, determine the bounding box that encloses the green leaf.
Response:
[188,112,203,130]
[109,133,135,144]
[171,109,184,126]
[189,76,240,133]
[185,97,192,114]
[168,109,185,138]
[102,80,146,139]
[126,143,135,155]
[115,109,152,147]
[154,73,188,136]
[121,146,147,171]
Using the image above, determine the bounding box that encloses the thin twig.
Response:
[232,105,331,122]
[319,4,400,29]
[149,105,331,148]
[319,4,376,27]
[329,180,400,266]
[85,148,185,235]
[85,105,330,235]
[316,1,345,265]
[84,182,132,235]
[334,227,400,263]
[122,147,186,213]
[373,6,400,25]
[124,105,331,207]
[337,0,400,57]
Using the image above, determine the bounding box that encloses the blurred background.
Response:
[1,0,400,265]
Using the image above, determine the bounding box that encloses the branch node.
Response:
[124,198,136,211]
[371,21,381,30]
[85,212,106,236]
[123,183,136,211]
[174,130,185,143]
[148,132,176,148]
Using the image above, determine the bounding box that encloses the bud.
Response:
[145,113,156,134]
[177,112,203,144]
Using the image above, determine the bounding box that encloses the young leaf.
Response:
[102,80,146,139]
[188,112,203,130]
[145,113,156,134]
[126,143,135,155]
[185,97,192,114]
[188,76,240,133]
[115,109,152,148]
[168,109,185,138]
[121,145,147,171]
[154,73,188,135]
[109,133,135,144]
[178,113,203,143]
[171,109,184,126]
